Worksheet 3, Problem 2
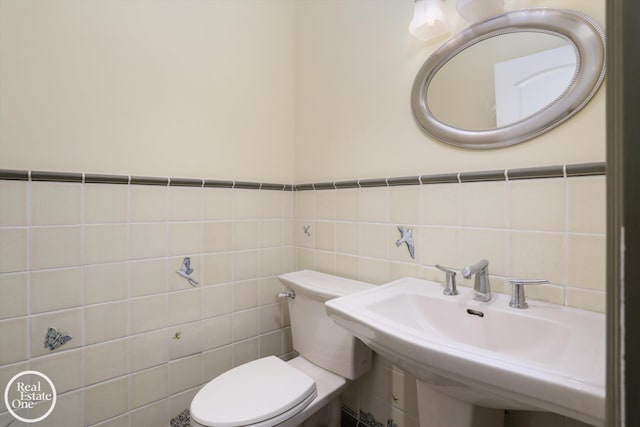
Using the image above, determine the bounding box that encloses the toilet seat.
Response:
[190,356,317,427]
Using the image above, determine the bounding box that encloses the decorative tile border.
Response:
[0,161,606,191]
[341,406,399,427]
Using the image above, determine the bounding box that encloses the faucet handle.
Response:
[508,278,549,309]
[435,265,459,296]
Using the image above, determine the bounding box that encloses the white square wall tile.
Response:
[420,227,458,268]
[84,263,128,305]
[130,223,167,260]
[203,221,232,252]
[567,234,606,291]
[389,186,420,226]
[168,222,202,256]
[85,339,128,385]
[84,184,128,224]
[84,224,128,264]
[130,365,168,409]
[233,221,259,250]
[0,180,28,226]
[130,259,167,297]
[130,185,167,222]
[131,400,169,427]
[567,176,606,234]
[169,187,203,221]
[31,226,82,270]
[85,377,129,426]
[204,189,232,220]
[84,301,128,345]
[421,183,459,226]
[315,190,337,221]
[0,317,28,364]
[130,294,167,335]
[232,308,260,341]
[0,228,28,273]
[359,187,389,223]
[233,190,260,220]
[509,178,564,232]
[31,182,82,226]
[31,268,82,314]
[129,330,169,373]
[460,181,506,228]
[509,232,565,285]
[202,253,232,286]
[203,346,233,381]
[261,191,284,219]
[202,315,232,351]
[169,321,202,360]
[201,284,233,318]
[31,349,83,394]
[335,189,359,221]
[169,354,203,395]
[0,362,28,412]
[234,251,259,281]
[168,289,201,326]
[36,389,83,427]
[0,273,28,319]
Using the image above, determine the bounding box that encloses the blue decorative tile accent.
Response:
[170,409,190,427]
[303,225,311,237]
[395,226,415,259]
[44,327,72,350]
[176,257,198,287]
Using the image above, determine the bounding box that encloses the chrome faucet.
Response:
[462,259,491,302]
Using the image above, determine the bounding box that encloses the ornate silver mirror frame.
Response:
[411,8,606,149]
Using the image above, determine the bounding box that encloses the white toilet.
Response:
[190,270,373,427]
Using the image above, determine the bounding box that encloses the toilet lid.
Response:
[190,356,317,427]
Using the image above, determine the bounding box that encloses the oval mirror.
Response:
[411,8,605,149]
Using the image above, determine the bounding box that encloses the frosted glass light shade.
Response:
[409,0,451,42]
[456,0,504,22]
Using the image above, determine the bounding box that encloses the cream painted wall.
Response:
[294,0,606,183]
[0,0,295,183]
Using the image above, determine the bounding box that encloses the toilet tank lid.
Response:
[278,270,373,301]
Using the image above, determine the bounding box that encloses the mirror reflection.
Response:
[427,32,577,130]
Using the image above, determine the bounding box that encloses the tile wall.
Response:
[0,177,295,426]
[0,164,606,427]
[293,170,606,427]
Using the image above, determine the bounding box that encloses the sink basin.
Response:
[325,277,605,426]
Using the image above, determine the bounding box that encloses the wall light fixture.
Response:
[409,0,451,42]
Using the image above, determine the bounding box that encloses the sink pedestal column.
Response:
[416,381,504,427]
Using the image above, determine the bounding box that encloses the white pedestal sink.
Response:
[325,277,605,427]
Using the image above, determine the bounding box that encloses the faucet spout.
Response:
[462,259,491,302]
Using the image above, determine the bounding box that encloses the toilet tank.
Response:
[278,270,373,380]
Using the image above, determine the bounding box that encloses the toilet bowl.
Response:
[190,270,373,427]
